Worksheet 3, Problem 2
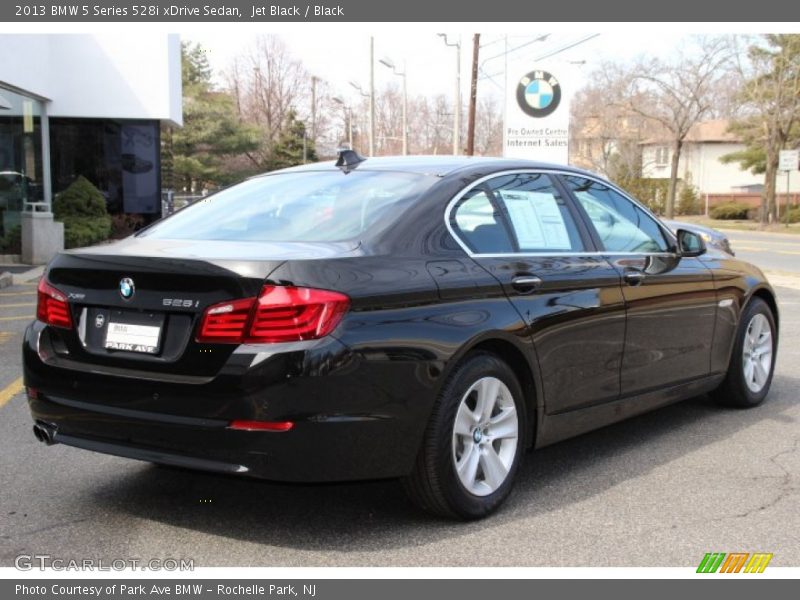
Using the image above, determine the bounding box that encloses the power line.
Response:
[480,34,550,67]
[478,33,600,82]
[534,33,600,63]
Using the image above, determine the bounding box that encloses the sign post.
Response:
[779,149,799,227]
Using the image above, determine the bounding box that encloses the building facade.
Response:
[0,34,181,263]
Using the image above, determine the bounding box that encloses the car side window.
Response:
[485,173,584,253]
[452,188,514,254]
[562,175,669,253]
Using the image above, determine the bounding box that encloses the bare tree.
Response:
[226,35,308,168]
[727,34,800,224]
[474,96,503,156]
[570,63,660,180]
[374,84,405,155]
[624,37,732,218]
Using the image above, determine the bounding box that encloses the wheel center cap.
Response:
[472,428,483,444]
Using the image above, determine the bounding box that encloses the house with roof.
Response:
[640,119,799,201]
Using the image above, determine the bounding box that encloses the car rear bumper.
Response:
[23,322,437,482]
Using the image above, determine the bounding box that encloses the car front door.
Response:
[448,171,627,414]
[560,174,717,397]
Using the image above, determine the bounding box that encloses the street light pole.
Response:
[348,81,370,152]
[379,57,408,155]
[332,96,353,148]
[369,36,375,157]
[310,75,318,142]
[439,34,461,155]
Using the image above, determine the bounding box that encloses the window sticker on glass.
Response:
[498,191,572,250]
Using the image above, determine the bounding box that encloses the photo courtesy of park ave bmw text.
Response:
[1,0,800,595]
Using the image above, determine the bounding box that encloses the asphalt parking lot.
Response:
[1,236,799,567]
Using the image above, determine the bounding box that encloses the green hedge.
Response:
[710,202,751,220]
[53,176,112,249]
[785,206,800,224]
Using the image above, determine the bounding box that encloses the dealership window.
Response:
[50,119,161,216]
[0,85,44,237]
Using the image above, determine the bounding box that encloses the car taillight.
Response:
[196,285,350,344]
[197,296,255,342]
[37,279,73,329]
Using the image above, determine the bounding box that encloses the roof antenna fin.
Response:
[335,148,367,174]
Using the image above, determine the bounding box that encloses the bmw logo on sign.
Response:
[516,71,561,118]
[119,277,135,300]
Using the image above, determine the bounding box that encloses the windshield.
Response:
[141,170,438,243]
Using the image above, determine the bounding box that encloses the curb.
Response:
[0,271,11,289]
[12,265,44,285]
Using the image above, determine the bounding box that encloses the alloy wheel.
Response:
[451,376,519,496]
[742,313,773,393]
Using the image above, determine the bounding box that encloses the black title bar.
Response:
[3,0,800,22]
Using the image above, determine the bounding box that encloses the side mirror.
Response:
[676,228,706,257]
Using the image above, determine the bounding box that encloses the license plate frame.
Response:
[104,319,163,354]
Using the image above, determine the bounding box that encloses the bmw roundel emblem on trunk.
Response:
[119,277,135,300]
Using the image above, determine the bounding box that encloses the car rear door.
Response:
[560,174,717,396]
[448,170,627,414]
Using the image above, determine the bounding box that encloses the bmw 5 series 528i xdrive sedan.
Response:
[24,153,778,519]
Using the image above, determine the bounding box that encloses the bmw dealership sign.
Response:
[504,66,571,163]
[516,71,561,117]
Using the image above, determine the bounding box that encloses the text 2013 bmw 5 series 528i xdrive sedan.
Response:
[24,153,778,519]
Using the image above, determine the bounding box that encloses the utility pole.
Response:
[379,57,408,155]
[466,34,480,156]
[438,34,462,155]
[369,36,375,156]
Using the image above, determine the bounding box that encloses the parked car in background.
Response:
[25,154,776,519]
[663,219,734,255]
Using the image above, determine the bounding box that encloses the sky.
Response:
[185,28,689,104]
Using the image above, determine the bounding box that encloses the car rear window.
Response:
[140,170,438,242]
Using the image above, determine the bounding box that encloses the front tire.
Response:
[403,352,526,519]
[713,297,777,408]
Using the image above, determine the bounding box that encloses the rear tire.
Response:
[712,297,776,408]
[402,352,526,519]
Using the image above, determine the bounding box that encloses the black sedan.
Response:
[24,153,778,519]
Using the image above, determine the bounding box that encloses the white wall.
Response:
[0,34,182,125]
[642,142,800,194]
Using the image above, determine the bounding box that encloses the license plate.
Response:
[104,322,162,354]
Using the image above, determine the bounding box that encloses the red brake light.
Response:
[196,285,349,344]
[247,285,350,343]
[228,420,294,432]
[197,296,255,342]
[37,279,73,329]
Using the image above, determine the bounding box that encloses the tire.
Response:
[712,297,777,408]
[402,352,526,519]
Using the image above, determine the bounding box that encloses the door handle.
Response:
[623,270,646,286]
[511,275,542,293]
